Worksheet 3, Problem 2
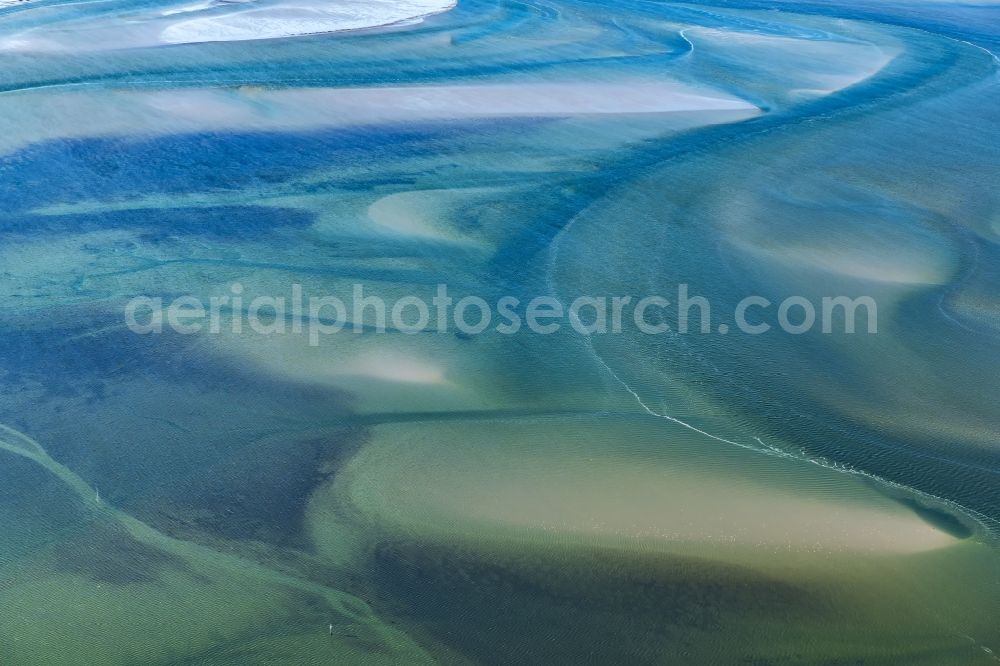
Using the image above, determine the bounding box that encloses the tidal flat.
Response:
[0,0,998,663]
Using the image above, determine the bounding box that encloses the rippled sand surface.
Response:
[0,0,998,663]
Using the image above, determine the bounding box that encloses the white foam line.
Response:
[954,36,1000,66]
[677,28,695,57]
[901,23,1000,69]
[586,341,1000,542]
[596,353,744,448]
[753,434,1000,532]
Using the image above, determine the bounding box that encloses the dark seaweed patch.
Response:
[0,205,314,240]
[0,318,365,550]
[371,539,830,665]
[147,427,365,548]
[895,497,974,539]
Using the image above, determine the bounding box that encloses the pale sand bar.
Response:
[333,417,962,558]
[0,81,759,155]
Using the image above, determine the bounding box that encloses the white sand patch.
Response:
[160,0,216,17]
[160,0,455,44]
[365,188,508,242]
[203,318,505,413]
[367,191,465,241]
[0,0,454,51]
[134,81,756,128]
[214,327,451,386]
[0,81,758,155]
[287,81,758,117]
[331,351,448,385]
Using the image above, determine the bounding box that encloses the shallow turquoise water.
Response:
[0,0,998,663]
